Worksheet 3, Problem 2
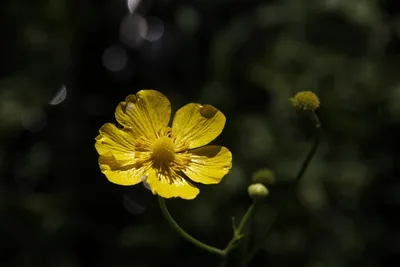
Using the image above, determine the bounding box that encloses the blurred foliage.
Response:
[1,0,400,266]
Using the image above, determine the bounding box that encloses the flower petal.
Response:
[98,155,148,186]
[183,146,232,184]
[171,103,226,149]
[95,123,136,163]
[144,168,200,199]
[115,90,171,141]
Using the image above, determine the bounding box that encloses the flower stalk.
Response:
[158,196,256,258]
[158,196,224,256]
[242,112,322,265]
[222,202,256,255]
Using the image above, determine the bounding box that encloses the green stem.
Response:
[295,113,321,183]
[158,197,257,259]
[240,207,254,265]
[242,112,321,265]
[158,196,224,256]
[220,202,256,266]
[223,202,256,254]
[237,202,256,235]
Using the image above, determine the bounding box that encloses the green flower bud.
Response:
[252,168,276,185]
[247,183,269,200]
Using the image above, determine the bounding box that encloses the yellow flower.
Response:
[290,91,320,112]
[95,90,232,200]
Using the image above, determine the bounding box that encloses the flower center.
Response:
[151,137,175,164]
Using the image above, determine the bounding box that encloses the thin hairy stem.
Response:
[158,196,224,256]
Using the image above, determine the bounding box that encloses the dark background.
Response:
[1,0,400,266]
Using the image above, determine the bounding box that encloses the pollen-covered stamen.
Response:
[172,152,191,171]
[158,126,172,139]
[151,137,176,164]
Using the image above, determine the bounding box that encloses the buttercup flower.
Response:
[95,90,232,200]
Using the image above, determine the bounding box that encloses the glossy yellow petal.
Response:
[115,90,171,142]
[171,103,226,149]
[95,123,135,162]
[99,155,148,186]
[183,146,232,184]
[144,168,200,199]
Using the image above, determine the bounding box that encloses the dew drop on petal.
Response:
[126,102,134,111]
[123,102,135,114]
[49,85,67,105]
[200,104,218,118]
[126,94,137,103]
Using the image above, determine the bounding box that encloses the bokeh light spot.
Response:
[176,6,200,34]
[24,25,48,46]
[49,85,67,105]
[120,14,148,48]
[21,108,47,133]
[126,0,140,14]
[102,45,128,72]
[142,17,164,42]
[122,195,146,214]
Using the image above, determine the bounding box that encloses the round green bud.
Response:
[252,168,276,185]
[248,183,269,200]
[290,91,320,113]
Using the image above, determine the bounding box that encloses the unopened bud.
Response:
[252,168,276,185]
[248,183,269,200]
